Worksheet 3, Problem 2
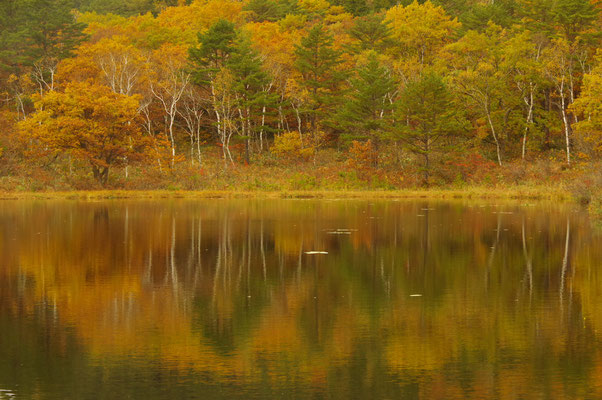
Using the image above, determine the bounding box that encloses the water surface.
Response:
[0,199,600,399]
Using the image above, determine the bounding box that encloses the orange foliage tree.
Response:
[20,82,152,185]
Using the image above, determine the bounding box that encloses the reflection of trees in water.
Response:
[560,217,570,314]
[0,200,600,397]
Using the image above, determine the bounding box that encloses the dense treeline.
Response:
[0,0,600,188]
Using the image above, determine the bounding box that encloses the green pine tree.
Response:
[243,0,289,22]
[189,19,237,84]
[228,37,279,161]
[0,0,24,73]
[74,0,156,17]
[516,0,557,36]
[1,0,85,93]
[552,0,599,41]
[1,0,85,73]
[349,14,392,52]
[337,52,397,145]
[331,0,369,16]
[460,0,517,32]
[22,0,86,65]
[398,73,468,186]
[294,24,345,133]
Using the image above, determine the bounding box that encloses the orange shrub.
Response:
[346,140,378,171]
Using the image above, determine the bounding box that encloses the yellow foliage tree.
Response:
[571,52,602,158]
[385,0,460,80]
[20,82,152,184]
[58,36,150,95]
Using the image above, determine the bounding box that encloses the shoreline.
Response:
[0,186,572,201]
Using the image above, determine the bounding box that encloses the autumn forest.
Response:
[0,0,601,190]
[2,2,602,396]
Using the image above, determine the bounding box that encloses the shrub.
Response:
[271,131,314,161]
[568,164,602,205]
[444,153,498,184]
[289,173,317,190]
[346,140,378,171]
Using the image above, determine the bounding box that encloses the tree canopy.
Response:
[0,0,600,188]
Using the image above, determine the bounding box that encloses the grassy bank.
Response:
[0,185,572,201]
[1,151,597,203]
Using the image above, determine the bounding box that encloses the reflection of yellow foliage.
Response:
[3,201,602,397]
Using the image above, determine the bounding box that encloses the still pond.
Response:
[0,199,600,399]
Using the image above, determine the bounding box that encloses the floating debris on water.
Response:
[325,228,357,235]
[305,251,328,255]
[410,294,422,297]
[0,389,16,398]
